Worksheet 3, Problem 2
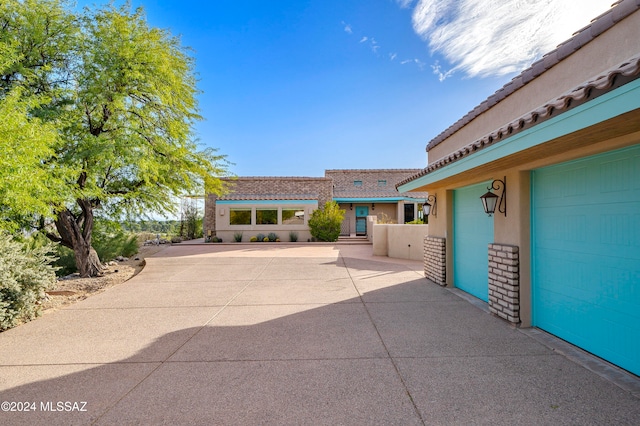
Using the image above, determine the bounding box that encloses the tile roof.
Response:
[219,193,319,201]
[397,53,640,189]
[334,190,429,200]
[425,0,640,152]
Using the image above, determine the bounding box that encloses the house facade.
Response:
[204,170,428,242]
[326,169,428,237]
[398,0,640,376]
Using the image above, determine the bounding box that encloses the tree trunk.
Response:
[51,202,103,277]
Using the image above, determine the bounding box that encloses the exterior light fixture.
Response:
[480,177,506,217]
[350,203,353,210]
[371,203,375,210]
[422,195,437,217]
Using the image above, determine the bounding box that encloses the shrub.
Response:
[308,201,345,242]
[376,212,396,224]
[267,232,278,242]
[0,233,58,331]
[233,232,243,242]
[250,236,258,242]
[405,218,425,224]
[263,237,269,242]
[289,231,298,242]
[256,233,265,242]
[210,236,223,243]
[93,230,139,263]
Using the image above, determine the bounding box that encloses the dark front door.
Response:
[404,204,414,223]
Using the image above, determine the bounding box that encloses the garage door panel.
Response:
[453,182,493,302]
[533,144,640,376]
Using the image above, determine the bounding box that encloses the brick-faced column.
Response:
[488,243,520,325]
[424,236,446,286]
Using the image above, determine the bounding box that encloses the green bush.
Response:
[308,201,345,242]
[256,233,265,242]
[250,236,258,242]
[289,231,298,242]
[267,232,278,242]
[93,230,139,263]
[0,233,58,331]
[405,218,425,224]
[233,232,243,242]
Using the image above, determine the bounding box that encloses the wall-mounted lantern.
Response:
[350,203,353,210]
[480,177,506,217]
[422,194,437,217]
[372,203,375,211]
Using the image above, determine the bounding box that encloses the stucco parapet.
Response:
[397,49,640,190]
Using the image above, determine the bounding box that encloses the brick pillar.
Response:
[204,194,217,238]
[424,236,446,286]
[488,243,520,325]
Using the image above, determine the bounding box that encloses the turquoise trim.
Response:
[398,78,640,192]
[217,200,316,205]
[333,197,420,203]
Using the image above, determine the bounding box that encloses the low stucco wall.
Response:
[372,224,429,261]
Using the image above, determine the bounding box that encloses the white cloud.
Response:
[395,0,415,9]
[342,21,353,34]
[408,0,613,79]
[359,36,368,43]
[389,53,398,61]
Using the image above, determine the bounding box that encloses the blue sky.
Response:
[77,0,613,177]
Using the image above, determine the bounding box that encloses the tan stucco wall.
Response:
[372,224,429,261]
[214,202,316,243]
[428,10,640,162]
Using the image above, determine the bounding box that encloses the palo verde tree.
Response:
[1,1,228,276]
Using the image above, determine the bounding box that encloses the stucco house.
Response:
[204,169,427,242]
[398,0,640,376]
[326,169,429,236]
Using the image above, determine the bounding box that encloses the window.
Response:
[354,180,362,186]
[256,209,277,225]
[282,209,305,225]
[378,180,387,186]
[230,209,251,225]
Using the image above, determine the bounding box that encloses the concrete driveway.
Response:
[1,243,638,425]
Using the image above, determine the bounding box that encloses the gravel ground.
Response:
[40,244,169,314]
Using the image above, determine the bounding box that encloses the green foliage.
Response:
[179,200,203,240]
[209,236,223,243]
[406,218,426,224]
[289,231,298,242]
[263,237,269,242]
[308,202,345,242]
[267,232,278,242]
[0,233,58,331]
[249,236,258,242]
[0,0,230,275]
[233,232,243,242]
[256,233,265,242]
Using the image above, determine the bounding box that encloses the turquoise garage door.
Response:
[532,145,640,376]
[453,182,494,302]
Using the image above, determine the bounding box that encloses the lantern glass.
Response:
[422,202,432,217]
[480,190,498,216]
